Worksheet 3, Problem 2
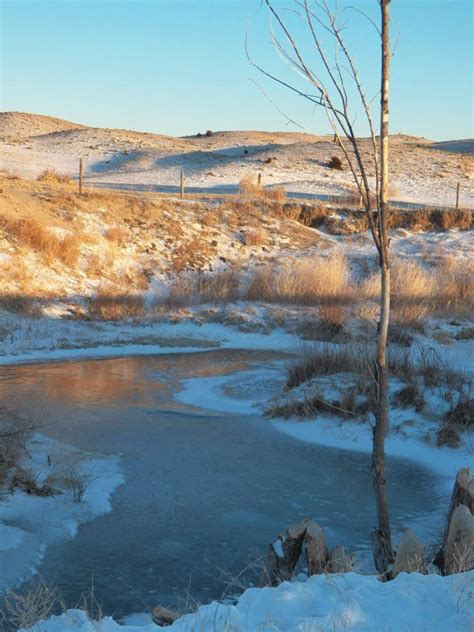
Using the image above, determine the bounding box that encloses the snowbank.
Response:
[21,571,474,631]
[0,434,124,593]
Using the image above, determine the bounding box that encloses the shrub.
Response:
[328,156,343,170]
[37,169,71,184]
[437,396,474,447]
[393,384,425,412]
[205,130,213,137]
[298,204,330,227]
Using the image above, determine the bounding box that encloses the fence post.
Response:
[455,182,460,209]
[180,171,184,199]
[79,159,83,195]
[257,172,262,187]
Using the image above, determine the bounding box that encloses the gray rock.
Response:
[444,504,474,574]
[329,545,353,573]
[392,529,425,578]
[303,520,328,575]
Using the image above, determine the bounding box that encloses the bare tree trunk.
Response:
[371,0,394,574]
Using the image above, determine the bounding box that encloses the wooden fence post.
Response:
[180,171,184,199]
[79,159,83,195]
[257,172,262,187]
[455,182,460,209]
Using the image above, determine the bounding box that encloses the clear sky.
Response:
[1,0,472,140]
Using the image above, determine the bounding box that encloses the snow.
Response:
[0,434,124,593]
[2,116,473,208]
[0,315,300,366]
[20,571,474,631]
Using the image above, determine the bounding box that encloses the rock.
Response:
[152,606,180,626]
[329,545,353,573]
[435,468,474,572]
[443,504,474,575]
[260,521,307,586]
[303,520,328,575]
[392,529,425,578]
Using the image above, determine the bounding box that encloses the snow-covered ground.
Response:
[20,571,474,631]
[0,434,123,593]
[1,112,473,208]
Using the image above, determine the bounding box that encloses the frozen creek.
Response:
[0,349,444,619]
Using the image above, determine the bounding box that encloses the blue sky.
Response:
[1,0,472,140]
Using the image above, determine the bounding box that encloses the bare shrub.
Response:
[37,168,71,184]
[437,396,474,448]
[328,156,343,170]
[392,384,425,412]
[4,581,63,630]
[0,407,35,487]
[298,203,330,227]
[63,468,95,502]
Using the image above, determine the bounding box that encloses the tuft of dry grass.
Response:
[437,396,474,447]
[105,226,129,245]
[286,344,368,388]
[87,288,145,321]
[246,252,351,306]
[165,269,241,307]
[37,168,71,185]
[244,228,267,247]
[0,217,82,267]
[239,174,286,204]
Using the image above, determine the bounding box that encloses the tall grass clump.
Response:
[0,217,81,267]
[87,288,145,321]
[37,169,71,185]
[247,252,351,306]
[239,174,286,204]
[164,269,241,307]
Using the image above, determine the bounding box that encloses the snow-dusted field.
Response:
[1,112,473,208]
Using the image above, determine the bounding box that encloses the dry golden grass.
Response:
[0,217,82,267]
[87,288,145,321]
[239,174,286,204]
[363,257,474,323]
[165,269,241,307]
[171,237,216,273]
[105,226,129,245]
[246,252,350,306]
[36,169,71,185]
[244,228,267,247]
